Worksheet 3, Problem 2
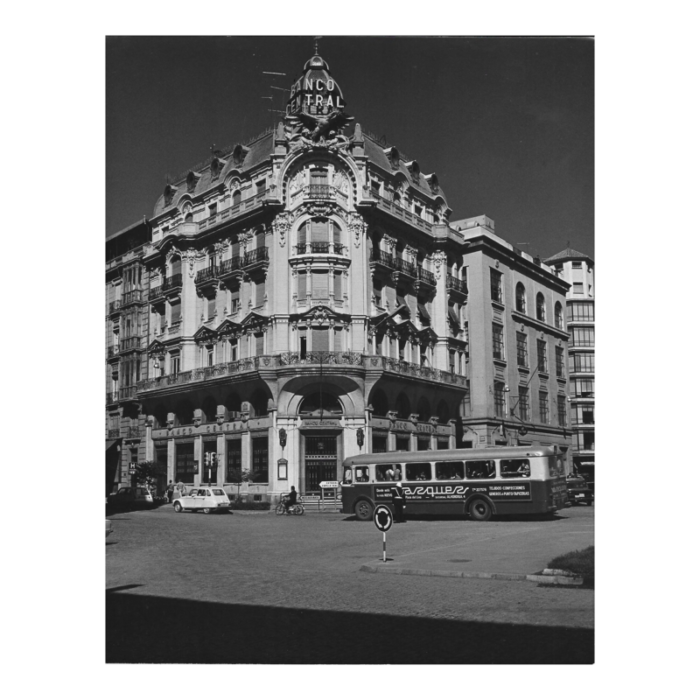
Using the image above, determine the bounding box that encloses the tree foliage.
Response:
[135,460,166,489]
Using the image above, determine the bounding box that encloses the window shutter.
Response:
[312,271,328,298]
[334,271,342,299]
[310,220,327,242]
[312,328,329,351]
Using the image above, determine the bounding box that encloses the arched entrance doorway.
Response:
[298,391,342,493]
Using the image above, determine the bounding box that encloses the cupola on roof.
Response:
[287,52,346,117]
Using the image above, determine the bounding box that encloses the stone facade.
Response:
[105,52,572,497]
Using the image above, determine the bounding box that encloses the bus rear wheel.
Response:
[469,499,492,521]
[354,499,373,521]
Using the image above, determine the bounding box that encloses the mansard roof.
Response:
[152,132,275,217]
[362,134,447,201]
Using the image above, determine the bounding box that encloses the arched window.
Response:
[249,389,270,417]
[536,293,546,322]
[417,397,431,422]
[371,389,389,417]
[201,396,218,423]
[516,282,527,314]
[396,393,411,420]
[554,301,563,329]
[299,392,343,416]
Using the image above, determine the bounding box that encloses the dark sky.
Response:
[106,36,593,260]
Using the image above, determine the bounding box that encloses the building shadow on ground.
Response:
[106,591,593,664]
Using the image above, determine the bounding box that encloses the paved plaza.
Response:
[106,505,594,663]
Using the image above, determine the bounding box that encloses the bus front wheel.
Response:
[354,499,373,521]
[469,499,492,522]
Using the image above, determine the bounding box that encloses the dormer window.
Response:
[211,158,224,180]
[406,160,420,183]
[187,171,200,193]
[426,173,440,194]
[383,146,400,170]
[164,184,176,207]
[232,144,250,167]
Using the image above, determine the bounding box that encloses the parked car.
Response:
[107,486,154,509]
[106,519,113,538]
[173,487,231,514]
[566,474,594,506]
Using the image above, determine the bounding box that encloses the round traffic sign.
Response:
[373,505,393,532]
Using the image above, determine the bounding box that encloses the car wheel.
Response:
[354,499,373,521]
[174,502,183,513]
[202,508,212,514]
[469,498,492,521]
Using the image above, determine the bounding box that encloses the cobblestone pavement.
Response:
[106,505,594,634]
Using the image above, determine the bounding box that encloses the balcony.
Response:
[416,267,436,287]
[446,274,468,298]
[290,184,348,208]
[294,242,347,256]
[370,193,433,234]
[163,273,182,294]
[195,266,219,292]
[119,336,143,353]
[119,386,138,401]
[198,190,269,233]
[243,247,269,273]
[122,289,144,307]
[218,256,243,283]
[136,352,468,396]
[148,284,163,302]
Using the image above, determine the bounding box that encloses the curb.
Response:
[359,564,583,586]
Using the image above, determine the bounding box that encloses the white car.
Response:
[173,487,231,514]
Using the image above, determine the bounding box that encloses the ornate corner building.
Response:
[105,51,573,498]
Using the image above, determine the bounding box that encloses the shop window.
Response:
[251,436,269,483]
[372,435,388,454]
[395,436,410,452]
[226,439,242,482]
[175,442,196,483]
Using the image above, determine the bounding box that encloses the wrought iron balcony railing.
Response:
[446,274,468,294]
[243,248,269,266]
[122,289,143,306]
[417,267,436,286]
[295,242,347,256]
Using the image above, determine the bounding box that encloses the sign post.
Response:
[319,480,340,512]
[373,505,393,562]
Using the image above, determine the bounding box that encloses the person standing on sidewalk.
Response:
[166,481,174,503]
[390,481,406,523]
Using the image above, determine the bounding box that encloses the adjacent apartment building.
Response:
[544,247,595,486]
[106,51,572,499]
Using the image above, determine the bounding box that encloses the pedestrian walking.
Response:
[390,481,406,523]
[166,480,174,503]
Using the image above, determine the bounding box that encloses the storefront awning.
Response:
[106,439,121,451]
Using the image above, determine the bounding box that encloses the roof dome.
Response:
[287,53,346,117]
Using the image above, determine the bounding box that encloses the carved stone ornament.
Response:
[404,245,418,262]
[289,170,305,194]
[273,212,292,248]
[185,248,197,277]
[433,250,446,279]
[382,234,397,252]
[347,212,367,248]
[332,170,350,194]
[215,240,228,261]
[238,230,252,254]
[302,201,337,219]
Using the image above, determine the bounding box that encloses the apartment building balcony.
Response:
[119,386,138,402]
[446,274,468,299]
[148,273,182,302]
[293,242,347,258]
[108,300,122,316]
[119,336,143,353]
[136,352,467,396]
[288,184,349,209]
[121,289,144,307]
[416,266,437,289]
[242,247,269,274]
[197,189,270,234]
[366,192,434,234]
[195,265,219,292]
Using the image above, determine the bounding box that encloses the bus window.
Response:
[406,462,431,481]
[436,461,465,480]
[354,467,369,482]
[375,464,400,481]
[500,459,530,478]
[466,460,496,479]
[548,455,565,478]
